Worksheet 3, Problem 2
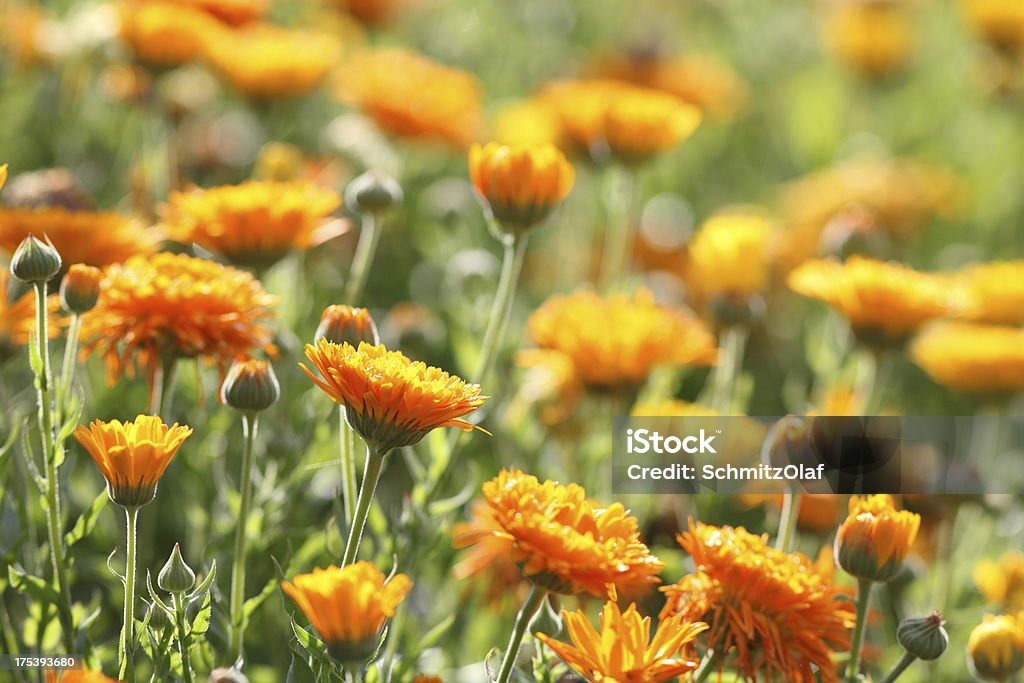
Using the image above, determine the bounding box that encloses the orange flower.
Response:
[315,305,379,346]
[824,0,915,79]
[967,613,1024,681]
[469,142,575,233]
[301,340,486,452]
[526,289,716,393]
[661,522,854,682]
[79,253,276,385]
[536,601,708,683]
[118,1,224,67]
[910,321,1024,395]
[452,500,528,608]
[961,0,1024,53]
[0,267,63,362]
[163,181,342,269]
[455,468,663,598]
[835,495,920,582]
[335,48,482,147]
[332,0,413,25]
[975,553,1024,612]
[538,79,625,154]
[953,261,1024,325]
[281,562,411,664]
[60,263,104,314]
[686,209,776,302]
[173,0,268,26]
[74,415,193,509]
[603,86,701,163]
[46,669,123,683]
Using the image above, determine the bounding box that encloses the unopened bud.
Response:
[60,264,103,314]
[10,234,61,283]
[158,543,196,594]
[345,170,403,215]
[897,612,948,661]
[315,305,379,346]
[221,359,280,414]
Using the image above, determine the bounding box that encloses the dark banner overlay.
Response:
[612,415,1024,495]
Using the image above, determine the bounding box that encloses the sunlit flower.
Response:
[335,48,482,147]
[961,0,1024,53]
[281,562,411,664]
[661,522,853,682]
[967,614,1024,681]
[163,181,343,269]
[118,1,224,67]
[315,305,379,346]
[455,468,664,598]
[0,207,160,268]
[493,99,564,148]
[686,210,776,311]
[60,263,104,314]
[525,289,717,393]
[301,340,487,453]
[824,0,915,78]
[452,500,528,608]
[80,253,277,385]
[976,553,1024,612]
[603,86,701,163]
[46,669,123,683]
[535,601,708,683]
[469,142,575,233]
[74,415,193,509]
[835,494,920,582]
[537,79,625,154]
[788,256,954,346]
[910,322,1024,395]
[0,267,63,362]
[952,261,1024,325]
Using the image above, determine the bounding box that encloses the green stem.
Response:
[338,410,358,529]
[120,507,139,681]
[229,413,259,659]
[693,648,725,683]
[775,486,802,553]
[56,313,80,423]
[845,579,874,683]
[341,446,385,566]
[173,592,195,683]
[853,347,879,415]
[494,585,547,683]
[343,211,380,306]
[879,652,916,683]
[598,165,634,290]
[150,357,177,420]
[711,325,748,413]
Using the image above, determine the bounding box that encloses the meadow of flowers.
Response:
[3,0,1024,682]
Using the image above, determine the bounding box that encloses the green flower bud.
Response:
[146,601,171,631]
[10,234,62,283]
[221,359,280,414]
[897,612,948,661]
[530,595,562,637]
[345,170,403,215]
[158,543,196,594]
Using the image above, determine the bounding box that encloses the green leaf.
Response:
[243,575,278,621]
[64,491,108,547]
[186,560,217,604]
[189,590,211,635]
[28,328,43,377]
[290,618,327,660]
[0,420,21,471]
[418,612,456,651]
[285,654,317,683]
[7,565,60,606]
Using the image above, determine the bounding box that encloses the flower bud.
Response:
[209,668,250,683]
[897,612,948,661]
[967,614,1024,682]
[60,264,103,314]
[10,234,62,283]
[835,494,920,583]
[315,305,379,346]
[158,543,196,594]
[530,596,563,638]
[345,170,403,215]
[708,292,765,328]
[146,600,171,630]
[221,359,280,414]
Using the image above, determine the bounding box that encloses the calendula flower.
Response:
[967,614,1024,681]
[493,99,564,148]
[301,340,487,453]
[46,668,123,683]
[603,86,701,163]
[538,79,635,156]
[315,304,379,346]
[74,415,193,509]
[60,264,104,314]
[469,142,575,233]
[452,500,529,608]
[962,0,1024,53]
[163,181,343,269]
[835,495,920,582]
[788,256,953,346]
[952,261,1024,325]
[910,322,1024,395]
[0,268,63,361]
[976,553,1024,612]
[686,210,776,316]
[824,0,915,79]
[661,522,854,683]
[0,207,160,268]
[335,48,482,147]
[535,601,708,683]
[525,289,717,393]
[118,1,224,67]
[281,562,411,664]
[80,253,277,385]
[454,468,664,598]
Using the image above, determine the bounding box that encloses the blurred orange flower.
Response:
[953,261,1024,325]
[46,669,123,683]
[966,613,1024,681]
[537,79,624,155]
[686,209,776,303]
[961,0,1024,53]
[173,0,269,26]
[835,494,920,582]
[0,262,63,362]
[315,305,379,346]
[492,99,564,148]
[603,87,701,163]
[469,142,575,232]
[118,1,224,67]
[975,552,1024,612]
[1,4,49,67]
[910,321,1024,395]
[824,0,915,79]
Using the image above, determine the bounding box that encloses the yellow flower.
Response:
[118,1,224,67]
[788,256,954,346]
[301,340,487,453]
[454,468,664,598]
[976,553,1024,612]
[661,522,854,683]
[0,267,63,362]
[335,48,482,147]
[953,261,1024,325]
[0,164,7,189]
[493,99,564,148]
[910,321,1024,395]
[469,142,575,233]
[630,399,719,417]
[526,289,717,393]
[163,181,342,269]
[281,562,411,664]
[80,253,277,386]
[538,79,624,155]
[967,614,1024,681]
[835,494,920,582]
[535,601,708,683]
[686,209,776,301]
[824,0,915,79]
[46,669,123,683]
[962,0,1024,52]
[603,86,701,163]
[74,415,193,509]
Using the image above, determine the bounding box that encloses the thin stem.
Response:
[341,446,385,566]
[879,652,916,683]
[56,313,81,423]
[494,585,547,683]
[711,325,748,414]
[229,413,259,660]
[845,579,874,683]
[120,507,139,681]
[343,211,381,306]
[775,486,802,553]
[598,165,634,290]
[150,357,177,420]
[338,410,358,529]
[173,592,195,683]
[693,649,725,683]
[854,348,879,415]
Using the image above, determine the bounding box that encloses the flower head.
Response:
[967,614,1024,681]
[315,305,379,346]
[538,79,627,155]
[661,522,854,682]
[953,261,1024,325]
[603,86,701,163]
[9,233,61,283]
[835,494,920,582]
[60,264,103,314]
[824,0,915,79]
[962,0,1024,53]
[118,1,223,67]
[976,553,1024,612]
[74,415,193,509]
[221,358,280,413]
[301,340,486,453]
[281,562,411,664]
[79,253,277,385]
[686,210,776,310]
[455,468,664,598]
[46,669,123,683]
[163,181,342,269]
[526,289,716,393]
[910,322,1024,395]
[535,602,708,683]
[469,142,575,233]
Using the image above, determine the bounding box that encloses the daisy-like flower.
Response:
[603,86,701,163]
[118,1,224,67]
[835,495,920,582]
[493,99,564,148]
[46,668,123,683]
[0,267,63,362]
[961,0,1024,53]
[335,48,482,147]
[454,468,664,598]
[910,322,1024,395]
[975,553,1024,612]
[281,562,412,665]
[967,614,1024,682]
[79,252,277,385]
[538,79,627,155]
[535,601,708,683]
[525,289,717,393]
[788,256,954,347]
[469,142,575,234]
[661,522,854,683]
[0,207,160,268]
[301,340,486,453]
[823,0,915,79]
[163,181,343,270]
[953,261,1024,325]
[73,415,193,509]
